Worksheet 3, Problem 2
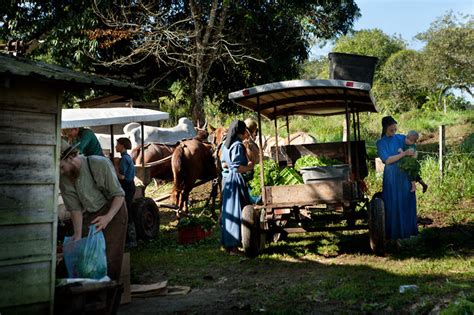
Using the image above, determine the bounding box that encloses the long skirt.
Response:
[382,163,418,240]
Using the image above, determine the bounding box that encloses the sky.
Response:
[310,0,474,58]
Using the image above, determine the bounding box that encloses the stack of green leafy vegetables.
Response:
[278,167,304,185]
[399,156,421,180]
[249,160,280,196]
[294,155,342,171]
[76,239,107,279]
[249,160,304,195]
[177,215,214,231]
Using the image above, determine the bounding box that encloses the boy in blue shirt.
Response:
[115,137,137,246]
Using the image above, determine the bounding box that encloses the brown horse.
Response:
[130,122,210,182]
[171,139,219,217]
[131,143,176,181]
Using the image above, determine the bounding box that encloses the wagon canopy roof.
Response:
[228,79,378,119]
[0,54,144,93]
[62,107,169,128]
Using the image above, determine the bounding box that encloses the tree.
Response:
[300,57,329,80]
[332,28,406,72]
[378,49,427,112]
[416,12,474,109]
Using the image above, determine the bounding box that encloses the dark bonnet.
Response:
[381,116,397,138]
[224,120,247,149]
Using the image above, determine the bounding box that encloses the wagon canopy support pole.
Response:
[344,90,352,173]
[256,96,267,205]
[351,103,359,181]
[141,122,145,167]
[274,108,279,165]
[351,108,357,142]
[356,112,361,141]
[286,115,290,144]
[109,124,114,161]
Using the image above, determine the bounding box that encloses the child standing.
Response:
[115,137,137,247]
[398,130,428,193]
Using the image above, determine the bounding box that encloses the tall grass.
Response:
[365,153,473,222]
[417,154,474,216]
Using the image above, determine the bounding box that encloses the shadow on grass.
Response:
[262,223,474,260]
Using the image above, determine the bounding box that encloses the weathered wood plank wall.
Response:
[0,78,60,314]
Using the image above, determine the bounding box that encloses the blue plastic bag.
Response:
[63,225,107,279]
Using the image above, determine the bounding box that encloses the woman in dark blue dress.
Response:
[376,116,418,240]
[220,120,254,254]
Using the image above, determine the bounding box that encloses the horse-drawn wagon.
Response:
[228,78,385,257]
[61,107,170,240]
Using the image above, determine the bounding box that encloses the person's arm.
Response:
[70,210,83,241]
[116,158,125,180]
[231,143,254,173]
[91,195,125,232]
[237,161,254,173]
[385,149,414,164]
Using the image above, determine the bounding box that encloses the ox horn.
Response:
[202,120,208,130]
[196,120,201,129]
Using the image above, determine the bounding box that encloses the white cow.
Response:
[125,117,197,148]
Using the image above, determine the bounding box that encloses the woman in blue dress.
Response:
[220,120,254,254]
[376,116,418,240]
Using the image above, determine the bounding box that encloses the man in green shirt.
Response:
[59,141,127,280]
[63,127,104,156]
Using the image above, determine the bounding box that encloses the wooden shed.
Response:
[0,54,144,314]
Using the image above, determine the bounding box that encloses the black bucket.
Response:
[328,52,378,86]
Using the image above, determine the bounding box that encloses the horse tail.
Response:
[171,142,186,204]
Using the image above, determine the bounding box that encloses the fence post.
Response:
[439,125,445,179]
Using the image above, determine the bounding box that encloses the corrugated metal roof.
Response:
[229,79,378,119]
[0,53,144,92]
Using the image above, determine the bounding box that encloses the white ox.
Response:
[125,117,197,148]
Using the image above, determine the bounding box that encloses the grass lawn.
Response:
[127,202,473,313]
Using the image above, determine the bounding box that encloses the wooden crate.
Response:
[54,281,122,315]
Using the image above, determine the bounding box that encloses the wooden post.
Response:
[439,125,445,179]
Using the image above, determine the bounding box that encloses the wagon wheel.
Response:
[132,197,160,241]
[368,196,385,256]
[241,205,265,257]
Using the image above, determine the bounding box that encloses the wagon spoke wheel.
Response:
[132,197,160,241]
[241,205,265,258]
[368,195,385,256]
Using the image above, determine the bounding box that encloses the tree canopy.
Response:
[301,13,473,114]
[1,0,360,122]
[416,12,474,104]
